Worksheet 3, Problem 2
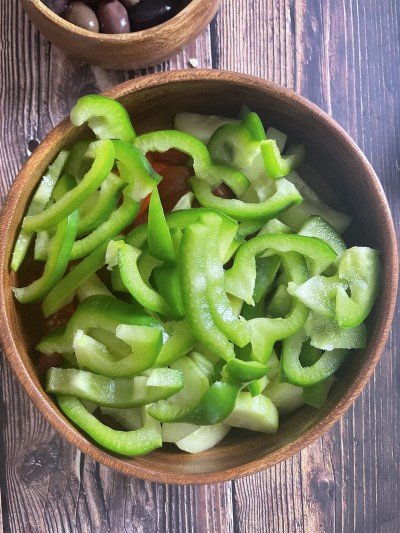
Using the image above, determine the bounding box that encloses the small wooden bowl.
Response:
[0,70,398,484]
[19,0,221,70]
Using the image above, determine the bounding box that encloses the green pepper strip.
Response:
[73,326,163,378]
[41,238,111,318]
[77,173,124,236]
[11,150,69,271]
[153,320,196,367]
[200,213,251,347]
[281,330,349,387]
[249,252,310,363]
[134,130,250,197]
[70,185,139,260]
[13,176,79,304]
[179,222,235,361]
[126,207,238,264]
[47,367,183,408]
[113,140,161,200]
[57,396,161,456]
[70,94,136,143]
[147,188,176,263]
[153,264,184,317]
[114,241,173,316]
[225,233,337,305]
[260,140,305,179]
[149,358,267,425]
[36,294,162,355]
[23,140,115,232]
[190,176,302,222]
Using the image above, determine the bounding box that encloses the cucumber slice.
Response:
[162,422,198,443]
[298,215,347,256]
[225,392,278,433]
[264,381,304,414]
[174,112,239,145]
[176,423,231,453]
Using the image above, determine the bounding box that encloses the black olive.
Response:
[63,2,100,32]
[128,0,182,31]
[42,0,69,15]
[97,0,131,34]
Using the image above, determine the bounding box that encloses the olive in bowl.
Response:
[0,70,397,484]
[19,0,221,69]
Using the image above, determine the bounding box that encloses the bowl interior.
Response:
[0,71,397,483]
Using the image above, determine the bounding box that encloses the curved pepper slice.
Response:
[42,237,112,317]
[248,252,310,362]
[57,396,161,456]
[70,95,136,143]
[225,234,337,305]
[126,207,238,263]
[70,185,139,260]
[113,140,161,200]
[47,367,183,408]
[153,320,196,367]
[73,326,163,377]
[36,294,162,355]
[147,188,176,263]
[179,221,235,361]
[23,140,115,232]
[260,140,305,179]
[13,175,79,304]
[200,212,251,347]
[111,241,173,316]
[190,176,302,222]
[134,130,250,197]
[281,330,349,387]
[77,173,124,236]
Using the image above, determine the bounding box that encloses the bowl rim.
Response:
[0,69,398,484]
[29,0,216,40]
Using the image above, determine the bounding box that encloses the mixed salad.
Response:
[11,95,381,456]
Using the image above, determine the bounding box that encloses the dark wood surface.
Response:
[0,1,399,531]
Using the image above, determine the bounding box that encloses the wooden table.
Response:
[1,1,399,531]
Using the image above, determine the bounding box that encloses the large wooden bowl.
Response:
[0,70,398,484]
[19,0,221,70]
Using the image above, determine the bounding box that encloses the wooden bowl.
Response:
[0,70,398,484]
[19,0,221,70]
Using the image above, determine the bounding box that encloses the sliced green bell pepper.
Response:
[73,326,163,377]
[190,176,302,222]
[36,294,162,355]
[11,149,69,271]
[13,175,79,304]
[77,173,124,237]
[23,140,115,232]
[113,140,161,200]
[70,185,139,260]
[47,367,183,408]
[179,221,235,361]
[111,241,173,316]
[281,330,349,387]
[42,238,111,317]
[134,130,250,197]
[147,188,176,263]
[70,95,136,143]
[57,396,161,456]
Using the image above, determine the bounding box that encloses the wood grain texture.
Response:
[0,1,399,532]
